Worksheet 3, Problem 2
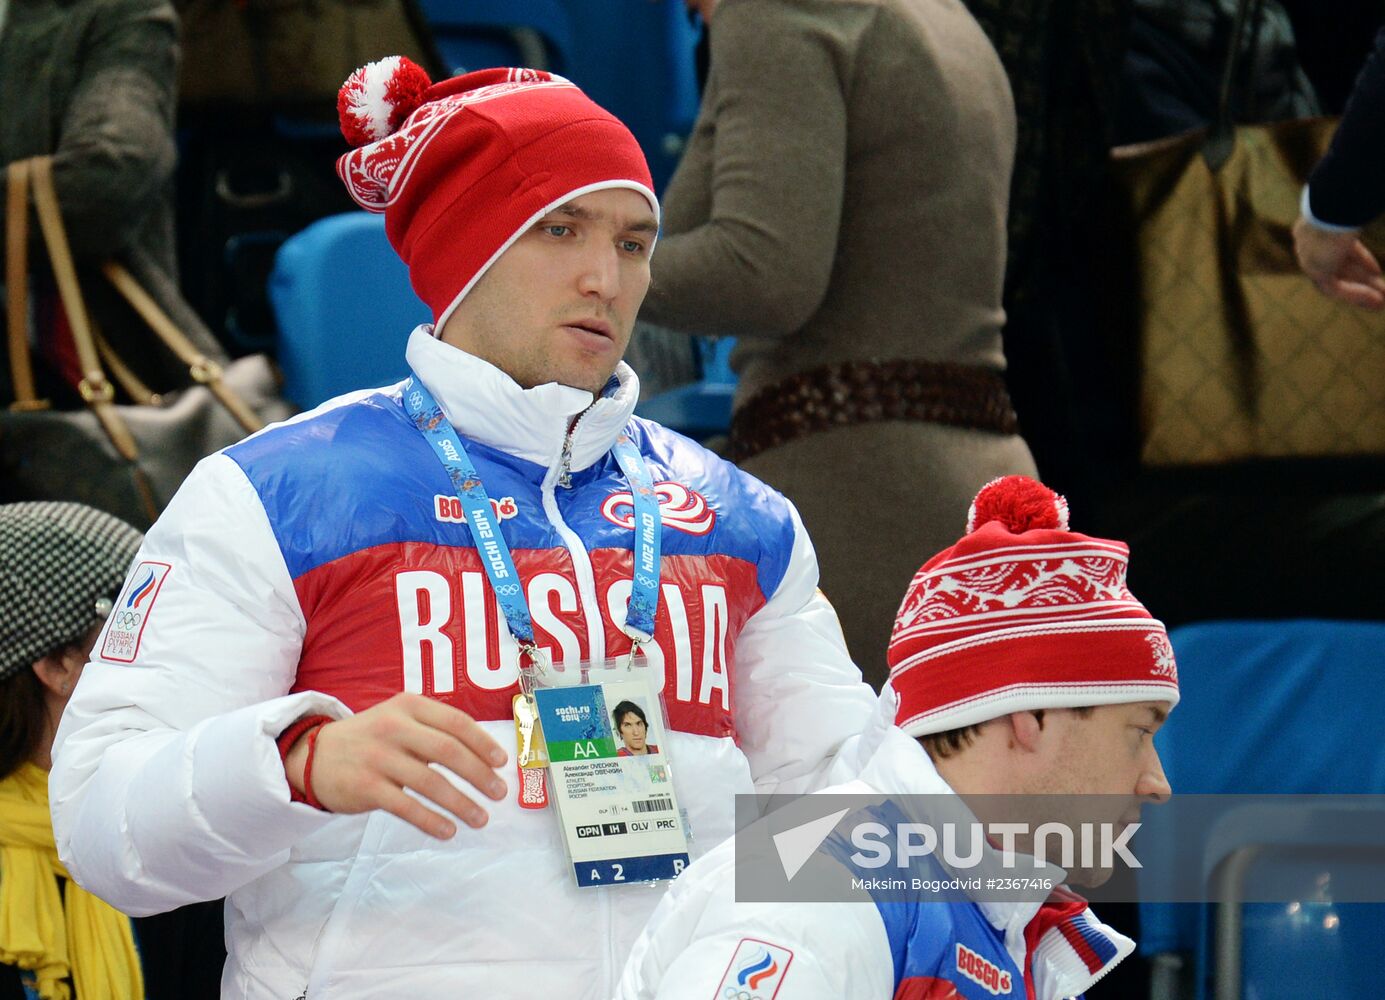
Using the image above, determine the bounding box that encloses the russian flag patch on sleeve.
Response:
[713,938,793,999]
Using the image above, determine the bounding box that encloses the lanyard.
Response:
[402,373,662,673]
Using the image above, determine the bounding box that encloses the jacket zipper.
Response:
[556,409,588,489]
[544,403,607,665]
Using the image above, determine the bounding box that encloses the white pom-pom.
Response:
[338,56,432,148]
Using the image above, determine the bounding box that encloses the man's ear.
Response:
[1007,710,1047,753]
[31,646,83,698]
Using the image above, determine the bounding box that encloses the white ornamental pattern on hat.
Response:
[893,552,1137,636]
[339,77,577,211]
[1146,631,1178,681]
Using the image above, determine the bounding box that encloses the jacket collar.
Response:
[849,688,1134,998]
[403,325,641,473]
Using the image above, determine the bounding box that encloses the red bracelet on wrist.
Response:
[302,723,328,812]
[277,714,333,807]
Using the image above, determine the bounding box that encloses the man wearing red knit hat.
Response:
[50,59,874,998]
[617,475,1177,1000]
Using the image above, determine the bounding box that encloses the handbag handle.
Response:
[94,323,161,405]
[8,163,159,408]
[9,157,158,519]
[27,156,144,463]
[5,161,48,411]
[18,155,265,436]
[1206,0,1266,166]
[99,262,264,433]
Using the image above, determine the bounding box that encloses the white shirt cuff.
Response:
[1301,185,1362,234]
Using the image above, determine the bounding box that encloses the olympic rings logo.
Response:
[723,990,762,1000]
[494,584,521,597]
[113,611,142,627]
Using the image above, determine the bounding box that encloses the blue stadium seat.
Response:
[635,337,737,439]
[269,212,428,409]
[559,0,702,190]
[415,0,574,78]
[413,0,702,191]
[1139,620,1385,1000]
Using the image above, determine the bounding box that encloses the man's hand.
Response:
[283,693,509,839]
[1292,214,1385,310]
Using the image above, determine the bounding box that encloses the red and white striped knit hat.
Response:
[887,476,1179,737]
[335,57,658,329]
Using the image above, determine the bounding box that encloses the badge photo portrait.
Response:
[612,697,661,758]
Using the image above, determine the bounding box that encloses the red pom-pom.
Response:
[337,56,433,148]
[966,475,1070,534]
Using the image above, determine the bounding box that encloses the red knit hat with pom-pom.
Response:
[335,59,657,329]
[887,476,1179,737]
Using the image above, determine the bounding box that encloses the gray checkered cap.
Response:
[0,502,143,681]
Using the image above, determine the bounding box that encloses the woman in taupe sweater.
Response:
[643,0,1037,686]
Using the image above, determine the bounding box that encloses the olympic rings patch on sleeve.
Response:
[101,561,171,663]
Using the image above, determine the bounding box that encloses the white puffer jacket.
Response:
[616,692,1134,1000]
[50,329,875,999]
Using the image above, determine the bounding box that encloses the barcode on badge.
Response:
[633,796,674,814]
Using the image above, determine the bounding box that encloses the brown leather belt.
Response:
[729,357,1020,463]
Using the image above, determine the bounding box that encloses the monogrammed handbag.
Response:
[1106,0,1385,466]
[2,157,292,528]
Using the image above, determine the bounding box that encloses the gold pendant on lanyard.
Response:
[513,641,551,769]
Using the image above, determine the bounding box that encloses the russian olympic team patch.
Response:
[101,561,171,662]
[713,938,793,1000]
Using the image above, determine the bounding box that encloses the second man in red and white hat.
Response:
[617,475,1177,1000]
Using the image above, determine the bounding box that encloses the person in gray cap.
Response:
[0,501,144,999]
[0,501,142,777]
[0,501,227,1000]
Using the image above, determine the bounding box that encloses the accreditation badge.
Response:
[531,666,691,888]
